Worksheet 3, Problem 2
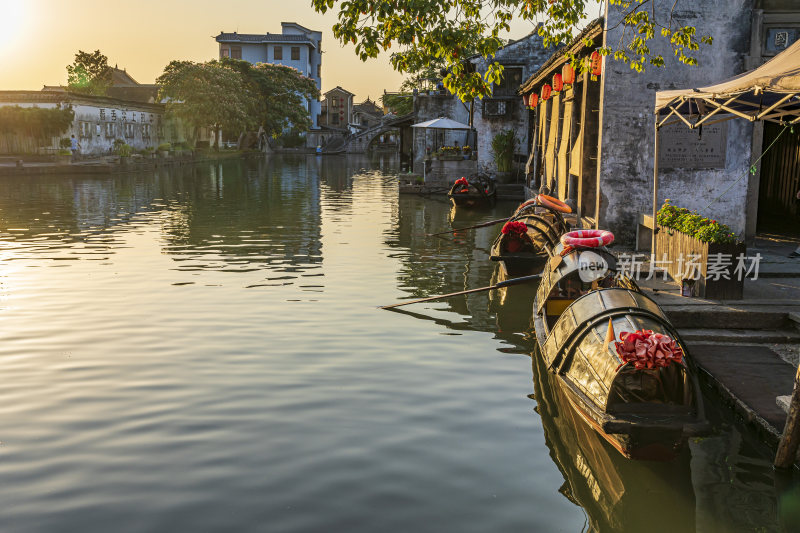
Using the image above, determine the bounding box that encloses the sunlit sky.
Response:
[0,0,601,101]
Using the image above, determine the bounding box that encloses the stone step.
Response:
[678,328,800,344]
[664,306,791,330]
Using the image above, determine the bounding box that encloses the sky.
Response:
[0,0,601,102]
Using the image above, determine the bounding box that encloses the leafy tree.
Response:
[219,58,320,136]
[0,106,75,140]
[66,50,113,96]
[311,0,713,101]
[157,60,259,149]
[157,59,319,148]
[381,93,413,115]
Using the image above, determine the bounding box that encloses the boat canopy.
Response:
[654,38,800,128]
[535,244,619,315]
[541,288,689,411]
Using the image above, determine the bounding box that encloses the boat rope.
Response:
[703,124,790,210]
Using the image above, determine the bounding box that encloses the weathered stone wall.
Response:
[598,0,755,244]
[470,34,552,174]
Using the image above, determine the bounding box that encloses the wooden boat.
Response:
[489,202,569,276]
[530,343,697,530]
[447,177,496,207]
[532,243,709,460]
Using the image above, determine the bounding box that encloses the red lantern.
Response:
[528,93,538,108]
[562,63,575,85]
[522,93,530,107]
[590,51,603,77]
[552,73,563,92]
[540,84,552,101]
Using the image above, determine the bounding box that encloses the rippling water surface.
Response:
[0,155,795,532]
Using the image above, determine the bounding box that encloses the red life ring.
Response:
[560,229,614,248]
[538,194,572,213]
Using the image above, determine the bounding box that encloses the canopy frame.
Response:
[650,38,800,251]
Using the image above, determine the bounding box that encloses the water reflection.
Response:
[0,154,797,532]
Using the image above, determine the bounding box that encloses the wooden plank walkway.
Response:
[689,344,795,446]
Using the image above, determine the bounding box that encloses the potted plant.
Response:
[655,199,746,299]
[462,145,471,160]
[491,130,517,183]
[157,142,171,158]
[114,141,133,164]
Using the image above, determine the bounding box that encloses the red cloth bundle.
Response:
[454,177,468,186]
[615,329,684,370]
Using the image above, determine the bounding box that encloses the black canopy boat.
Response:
[447,176,497,207]
[532,242,710,461]
[530,342,697,531]
[489,200,569,276]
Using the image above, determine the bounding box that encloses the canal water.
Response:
[0,155,796,532]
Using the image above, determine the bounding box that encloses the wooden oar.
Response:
[425,217,510,237]
[380,273,542,309]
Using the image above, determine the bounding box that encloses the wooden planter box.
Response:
[655,225,746,300]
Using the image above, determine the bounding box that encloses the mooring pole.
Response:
[774,363,800,469]
[652,120,660,254]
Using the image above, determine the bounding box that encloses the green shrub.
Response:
[0,106,74,140]
[60,138,72,149]
[115,142,133,157]
[278,131,306,148]
[657,199,738,244]
[491,129,516,172]
[58,149,72,156]
[157,142,171,152]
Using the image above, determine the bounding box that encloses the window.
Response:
[143,124,151,138]
[79,122,91,138]
[483,99,508,117]
[99,109,106,120]
[105,122,115,138]
[231,46,242,60]
[291,47,300,60]
[317,64,321,78]
[221,47,230,58]
[274,46,283,60]
[493,67,523,97]
[110,109,117,121]
[125,123,136,138]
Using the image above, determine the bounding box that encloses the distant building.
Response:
[0,67,211,155]
[411,30,551,176]
[0,90,165,155]
[319,86,354,129]
[215,22,322,128]
[351,97,384,131]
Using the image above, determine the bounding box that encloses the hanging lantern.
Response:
[552,73,563,92]
[528,93,538,108]
[522,93,530,107]
[540,84,552,101]
[562,63,575,85]
[590,51,603,77]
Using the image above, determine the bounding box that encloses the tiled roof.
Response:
[519,18,604,94]
[216,32,316,46]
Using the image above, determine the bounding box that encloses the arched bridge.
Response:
[343,112,416,153]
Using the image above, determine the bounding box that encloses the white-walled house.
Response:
[215,22,322,129]
[0,90,166,155]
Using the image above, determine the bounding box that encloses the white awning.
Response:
[410,117,472,130]
[654,39,800,128]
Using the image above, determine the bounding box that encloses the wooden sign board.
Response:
[658,122,728,169]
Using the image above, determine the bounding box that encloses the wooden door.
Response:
[758,123,800,232]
